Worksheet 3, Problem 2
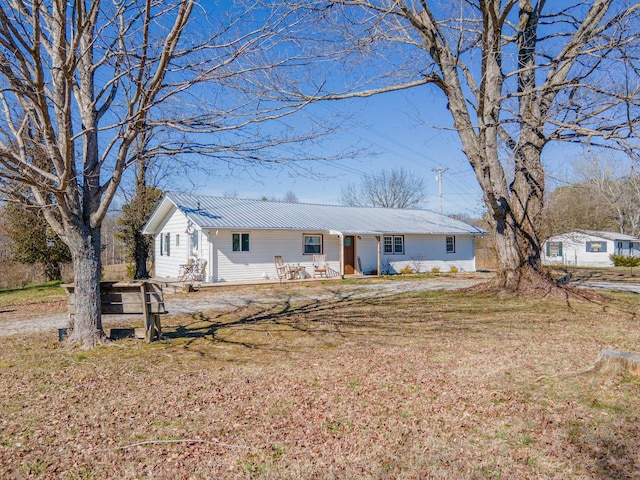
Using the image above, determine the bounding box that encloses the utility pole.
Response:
[433,167,449,214]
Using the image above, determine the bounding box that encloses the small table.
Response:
[289,265,306,279]
[178,263,197,281]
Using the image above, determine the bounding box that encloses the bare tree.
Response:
[573,156,640,237]
[542,184,618,238]
[0,1,335,347]
[339,168,426,208]
[0,1,202,347]
[285,1,640,291]
[283,190,300,203]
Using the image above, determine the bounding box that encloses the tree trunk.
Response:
[43,261,62,282]
[567,350,640,383]
[492,221,551,291]
[134,231,151,279]
[65,224,108,348]
[485,162,555,293]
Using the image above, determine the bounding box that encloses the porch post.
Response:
[375,235,381,277]
[339,233,344,279]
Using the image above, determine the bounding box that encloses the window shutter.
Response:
[558,242,563,256]
[586,241,591,252]
[546,242,550,256]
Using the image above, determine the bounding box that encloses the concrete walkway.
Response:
[574,281,640,294]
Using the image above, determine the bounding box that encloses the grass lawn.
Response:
[0,281,66,306]
[1,281,639,479]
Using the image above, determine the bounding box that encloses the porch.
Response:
[153,272,362,294]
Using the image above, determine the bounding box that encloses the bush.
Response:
[610,254,640,268]
[126,263,136,280]
[430,266,441,274]
[399,265,413,275]
[450,265,459,274]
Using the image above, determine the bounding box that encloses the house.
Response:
[143,193,487,282]
[542,230,640,267]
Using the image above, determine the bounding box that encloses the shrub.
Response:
[450,265,459,274]
[409,257,425,273]
[610,254,640,268]
[430,266,441,274]
[399,265,413,275]
[126,263,136,280]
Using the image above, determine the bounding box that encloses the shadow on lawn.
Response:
[161,289,379,348]
[160,288,508,350]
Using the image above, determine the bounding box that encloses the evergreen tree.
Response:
[117,187,163,279]
[3,203,71,281]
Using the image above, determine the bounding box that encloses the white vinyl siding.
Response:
[151,210,479,280]
[211,230,340,282]
[154,209,199,279]
[541,232,640,267]
[361,234,475,274]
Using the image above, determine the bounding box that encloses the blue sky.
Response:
[169,1,636,219]
[180,84,632,219]
[185,88,487,217]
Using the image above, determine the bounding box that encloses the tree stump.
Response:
[569,349,640,381]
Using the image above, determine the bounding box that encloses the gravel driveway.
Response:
[0,277,488,338]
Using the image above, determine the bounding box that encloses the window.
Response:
[232,233,250,252]
[191,231,199,256]
[394,236,404,254]
[164,233,171,256]
[160,233,164,256]
[617,242,623,255]
[303,234,323,255]
[546,241,563,257]
[586,241,606,253]
[176,234,180,247]
[446,236,456,253]
[383,235,404,255]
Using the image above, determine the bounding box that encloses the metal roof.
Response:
[144,193,487,236]
[575,230,640,242]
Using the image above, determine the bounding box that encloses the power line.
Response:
[318,102,481,194]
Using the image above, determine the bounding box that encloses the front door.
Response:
[343,236,355,275]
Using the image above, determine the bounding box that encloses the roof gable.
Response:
[143,193,487,236]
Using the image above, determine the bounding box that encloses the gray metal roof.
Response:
[144,193,487,236]
[576,230,640,242]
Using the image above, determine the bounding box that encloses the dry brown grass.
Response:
[547,265,640,283]
[1,282,640,479]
